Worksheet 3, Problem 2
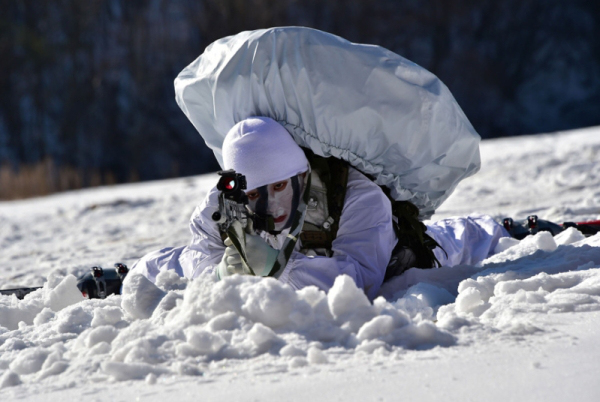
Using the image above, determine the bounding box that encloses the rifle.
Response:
[0,263,130,300]
[503,216,600,240]
[211,170,251,234]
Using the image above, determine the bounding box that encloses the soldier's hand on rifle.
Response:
[216,218,279,278]
[216,234,279,278]
[216,237,252,279]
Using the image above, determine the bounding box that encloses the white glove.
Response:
[216,237,252,279]
[215,232,279,279]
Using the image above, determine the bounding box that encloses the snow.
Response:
[1,126,600,401]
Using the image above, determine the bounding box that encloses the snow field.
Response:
[1,228,599,393]
[435,125,600,222]
[1,126,600,400]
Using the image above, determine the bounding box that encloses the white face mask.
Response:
[246,174,304,232]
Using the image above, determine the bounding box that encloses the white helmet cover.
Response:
[222,116,309,191]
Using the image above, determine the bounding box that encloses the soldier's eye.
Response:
[273,181,288,191]
[247,191,259,200]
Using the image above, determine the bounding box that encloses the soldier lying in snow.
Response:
[131,117,508,299]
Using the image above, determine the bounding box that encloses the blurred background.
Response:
[1,0,599,200]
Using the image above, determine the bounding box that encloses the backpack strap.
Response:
[299,149,349,250]
[298,148,444,278]
[384,199,446,280]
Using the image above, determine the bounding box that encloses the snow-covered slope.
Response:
[1,126,599,401]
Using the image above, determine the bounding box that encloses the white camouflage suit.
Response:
[132,166,509,300]
[132,27,509,299]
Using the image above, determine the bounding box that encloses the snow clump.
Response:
[1,230,600,391]
[0,269,454,390]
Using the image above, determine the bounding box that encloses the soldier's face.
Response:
[247,177,295,232]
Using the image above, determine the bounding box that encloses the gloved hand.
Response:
[216,231,279,279]
[216,237,252,279]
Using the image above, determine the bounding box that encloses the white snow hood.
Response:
[174,27,481,218]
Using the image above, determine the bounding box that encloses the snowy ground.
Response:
[1,126,600,401]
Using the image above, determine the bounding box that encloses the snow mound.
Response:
[2,229,599,391]
[437,232,600,333]
[0,270,456,389]
[0,273,84,330]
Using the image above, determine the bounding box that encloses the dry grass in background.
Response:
[0,159,138,200]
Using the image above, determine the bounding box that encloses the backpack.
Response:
[300,149,443,280]
[175,27,481,221]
